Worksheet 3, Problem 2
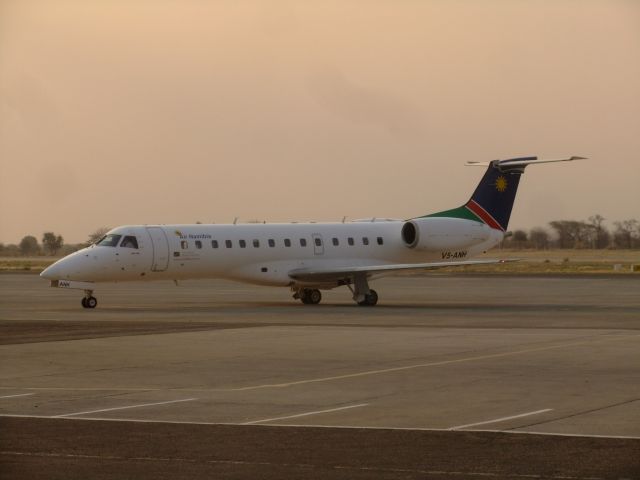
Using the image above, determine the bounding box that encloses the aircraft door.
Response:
[146,227,170,272]
[312,233,324,255]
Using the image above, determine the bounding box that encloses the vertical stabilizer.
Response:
[421,156,585,231]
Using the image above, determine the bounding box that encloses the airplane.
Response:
[41,156,584,308]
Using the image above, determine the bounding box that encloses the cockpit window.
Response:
[120,236,138,249]
[97,234,122,247]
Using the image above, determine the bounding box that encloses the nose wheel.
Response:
[81,291,98,309]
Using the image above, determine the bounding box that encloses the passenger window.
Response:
[362,237,369,245]
[97,234,122,247]
[195,240,202,249]
[284,238,291,247]
[239,239,246,248]
[181,240,188,249]
[300,238,307,247]
[332,238,339,246]
[225,240,232,248]
[268,239,275,247]
[120,236,138,249]
[377,237,384,245]
[314,237,322,247]
[348,237,354,246]
[212,240,219,249]
[253,239,260,248]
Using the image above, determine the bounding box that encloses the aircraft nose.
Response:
[41,262,62,280]
[40,252,87,281]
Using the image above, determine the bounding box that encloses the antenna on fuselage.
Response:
[342,216,346,223]
[233,217,238,225]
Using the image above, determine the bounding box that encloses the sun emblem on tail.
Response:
[495,176,508,192]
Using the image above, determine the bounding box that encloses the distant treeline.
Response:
[502,216,640,250]
[1,218,639,257]
[0,227,109,257]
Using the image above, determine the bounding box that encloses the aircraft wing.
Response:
[288,258,515,283]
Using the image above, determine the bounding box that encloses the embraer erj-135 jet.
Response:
[41,156,583,308]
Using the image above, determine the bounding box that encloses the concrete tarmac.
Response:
[1,273,639,479]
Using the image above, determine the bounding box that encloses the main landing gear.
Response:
[349,274,378,307]
[293,274,379,307]
[81,290,98,309]
[294,288,322,305]
[357,289,378,307]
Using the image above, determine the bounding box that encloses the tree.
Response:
[86,227,111,246]
[512,230,528,249]
[19,235,40,256]
[529,227,550,250]
[587,215,610,249]
[613,219,639,249]
[42,232,64,255]
[549,220,591,248]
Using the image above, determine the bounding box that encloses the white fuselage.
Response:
[42,218,504,288]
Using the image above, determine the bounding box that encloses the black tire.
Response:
[86,296,98,309]
[308,289,322,305]
[358,289,378,307]
[300,289,321,305]
[300,289,310,304]
[81,297,88,308]
[366,289,378,306]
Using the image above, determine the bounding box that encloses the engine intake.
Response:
[401,221,419,248]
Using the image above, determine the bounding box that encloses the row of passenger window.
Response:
[180,236,384,250]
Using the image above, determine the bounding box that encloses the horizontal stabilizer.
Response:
[466,156,586,168]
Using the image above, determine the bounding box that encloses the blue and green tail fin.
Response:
[420,156,586,231]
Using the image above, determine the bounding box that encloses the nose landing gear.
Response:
[81,290,98,309]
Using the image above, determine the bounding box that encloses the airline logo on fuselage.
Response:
[174,231,212,240]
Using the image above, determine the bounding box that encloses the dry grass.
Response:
[461,249,640,274]
[0,256,60,272]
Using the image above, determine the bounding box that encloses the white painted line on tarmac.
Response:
[53,398,197,418]
[2,414,640,440]
[449,409,553,431]
[0,393,35,399]
[225,334,639,392]
[1,333,637,395]
[241,403,369,425]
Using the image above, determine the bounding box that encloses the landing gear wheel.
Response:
[358,289,378,307]
[300,289,322,305]
[82,296,97,309]
[307,289,322,305]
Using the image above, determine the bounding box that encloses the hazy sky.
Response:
[1,0,639,244]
